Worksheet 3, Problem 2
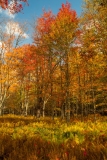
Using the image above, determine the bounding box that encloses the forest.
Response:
[0,0,107,160]
[0,0,107,121]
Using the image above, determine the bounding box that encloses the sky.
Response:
[0,0,83,45]
[16,0,83,21]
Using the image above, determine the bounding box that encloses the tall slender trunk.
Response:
[65,52,70,122]
[90,61,96,121]
[48,51,54,119]
[59,57,65,119]
[42,95,51,117]
[76,54,82,118]
[25,90,29,116]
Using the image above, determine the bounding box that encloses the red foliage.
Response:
[19,45,46,77]
[36,10,55,34]
[21,45,36,74]
[0,0,28,13]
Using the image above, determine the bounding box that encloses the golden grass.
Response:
[0,114,107,160]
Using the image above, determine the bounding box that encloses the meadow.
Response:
[0,115,107,160]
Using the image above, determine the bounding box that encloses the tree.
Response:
[0,0,28,13]
[33,2,78,121]
[79,0,107,119]
[48,2,78,122]
[0,19,28,115]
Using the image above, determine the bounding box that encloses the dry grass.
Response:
[0,115,107,160]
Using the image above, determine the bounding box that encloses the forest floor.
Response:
[0,114,107,160]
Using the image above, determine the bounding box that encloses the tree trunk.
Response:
[0,106,2,116]
[65,52,70,122]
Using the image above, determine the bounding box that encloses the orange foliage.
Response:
[57,2,78,23]
[36,10,55,34]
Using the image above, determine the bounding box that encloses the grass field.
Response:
[0,115,107,160]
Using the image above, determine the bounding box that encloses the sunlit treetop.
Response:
[57,2,77,22]
[36,10,55,34]
[0,0,28,13]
